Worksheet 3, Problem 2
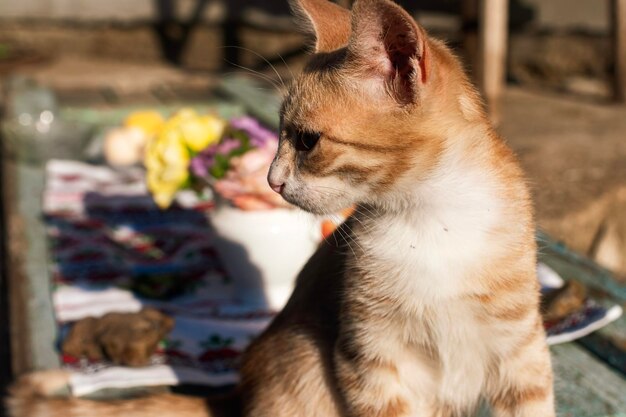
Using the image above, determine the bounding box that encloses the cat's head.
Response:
[268,0,479,214]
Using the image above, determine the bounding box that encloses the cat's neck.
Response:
[369,122,505,216]
[351,127,525,299]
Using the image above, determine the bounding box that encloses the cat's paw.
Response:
[10,369,72,398]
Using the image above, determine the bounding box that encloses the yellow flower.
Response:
[143,137,162,171]
[169,108,197,123]
[146,161,190,209]
[157,129,191,166]
[159,109,225,153]
[160,108,196,135]
[124,110,165,137]
[142,107,227,209]
[180,114,226,152]
[144,120,191,209]
[147,170,183,209]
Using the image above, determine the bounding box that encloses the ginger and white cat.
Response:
[7,0,555,416]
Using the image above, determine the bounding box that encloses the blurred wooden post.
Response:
[613,0,626,102]
[477,0,509,122]
[461,0,479,76]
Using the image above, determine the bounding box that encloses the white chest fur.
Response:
[357,153,506,300]
[352,152,512,409]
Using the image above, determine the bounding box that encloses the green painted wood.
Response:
[217,75,282,130]
[538,230,626,377]
[15,162,60,371]
[551,343,626,417]
[472,341,626,417]
[60,102,246,129]
[537,231,626,302]
[578,331,626,376]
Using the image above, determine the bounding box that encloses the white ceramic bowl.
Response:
[209,206,320,309]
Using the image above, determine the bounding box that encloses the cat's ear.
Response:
[349,0,429,105]
[290,0,352,52]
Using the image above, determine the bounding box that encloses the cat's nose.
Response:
[269,181,285,194]
[268,158,288,193]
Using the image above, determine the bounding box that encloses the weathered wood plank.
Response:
[612,0,626,102]
[477,0,509,122]
[578,330,626,376]
[461,0,479,77]
[538,231,626,379]
[538,231,626,302]
[2,156,31,378]
[1,149,60,375]
[476,344,626,416]
[551,343,626,417]
[14,162,60,371]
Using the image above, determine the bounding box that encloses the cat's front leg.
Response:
[487,316,556,417]
[490,386,555,417]
[333,333,423,417]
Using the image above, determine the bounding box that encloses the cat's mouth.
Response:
[278,181,357,216]
[268,155,359,215]
[281,187,328,215]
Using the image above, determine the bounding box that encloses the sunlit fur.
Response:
[7,1,554,416]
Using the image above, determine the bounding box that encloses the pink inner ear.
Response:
[386,29,419,78]
[382,19,422,102]
[349,0,428,102]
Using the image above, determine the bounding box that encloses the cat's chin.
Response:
[282,197,327,215]
[281,192,348,216]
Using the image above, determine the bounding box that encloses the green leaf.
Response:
[210,153,230,179]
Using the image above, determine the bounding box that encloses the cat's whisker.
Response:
[222,45,287,90]
[329,226,340,248]
[330,215,365,254]
[348,211,375,236]
[276,51,296,82]
[343,224,365,253]
[222,59,283,92]
[333,220,357,258]
[222,71,277,93]
[352,206,377,222]
[357,204,381,219]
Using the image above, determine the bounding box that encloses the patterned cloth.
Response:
[44,160,274,396]
[538,263,622,345]
[44,160,622,396]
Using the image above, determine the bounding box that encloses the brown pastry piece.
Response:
[61,316,105,361]
[62,308,175,367]
[541,280,587,323]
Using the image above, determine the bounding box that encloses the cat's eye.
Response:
[295,130,321,152]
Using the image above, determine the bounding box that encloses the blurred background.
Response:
[1,0,625,236]
[1,1,626,416]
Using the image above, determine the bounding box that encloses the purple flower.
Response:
[189,117,279,181]
[190,154,212,177]
[190,137,243,179]
[216,137,242,154]
[229,116,277,147]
